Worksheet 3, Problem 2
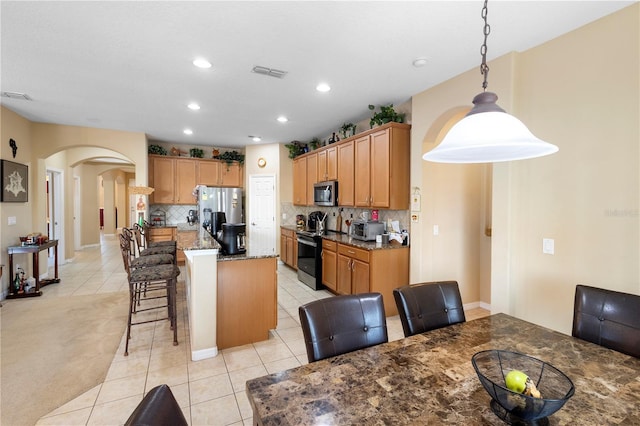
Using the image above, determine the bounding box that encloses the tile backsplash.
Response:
[280,202,410,233]
[150,204,196,225]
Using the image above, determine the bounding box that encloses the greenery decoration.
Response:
[368,104,405,128]
[285,141,307,159]
[189,148,204,158]
[148,144,167,155]
[214,150,245,166]
[340,123,357,139]
[309,137,321,151]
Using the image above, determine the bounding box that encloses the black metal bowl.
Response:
[472,350,575,425]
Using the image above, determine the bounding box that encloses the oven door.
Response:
[296,236,317,278]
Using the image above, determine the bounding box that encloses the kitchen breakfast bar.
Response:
[246,313,640,425]
[177,226,277,361]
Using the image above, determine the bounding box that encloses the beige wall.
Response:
[412,4,639,333]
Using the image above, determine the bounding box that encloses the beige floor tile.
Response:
[145,363,189,390]
[166,382,191,409]
[87,394,141,426]
[235,391,253,420]
[189,373,234,405]
[275,316,299,330]
[95,372,146,405]
[275,326,303,343]
[106,356,150,381]
[190,394,242,426]
[187,354,228,381]
[43,385,100,417]
[148,346,188,372]
[263,356,302,374]
[36,407,92,425]
[284,337,308,356]
[228,364,268,392]
[222,345,262,372]
[253,340,295,364]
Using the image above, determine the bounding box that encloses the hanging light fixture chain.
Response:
[480,0,491,91]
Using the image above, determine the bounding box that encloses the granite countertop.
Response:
[246,313,640,425]
[177,224,276,261]
[282,225,408,251]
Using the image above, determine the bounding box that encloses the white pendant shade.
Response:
[423,92,559,163]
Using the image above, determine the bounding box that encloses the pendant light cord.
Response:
[480,0,490,91]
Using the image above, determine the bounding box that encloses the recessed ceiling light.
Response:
[183,129,193,135]
[249,136,262,142]
[188,102,200,110]
[316,83,331,92]
[277,116,288,123]
[413,57,428,68]
[193,58,212,69]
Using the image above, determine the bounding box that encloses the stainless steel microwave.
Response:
[313,181,338,207]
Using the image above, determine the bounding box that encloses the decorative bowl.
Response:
[472,350,575,425]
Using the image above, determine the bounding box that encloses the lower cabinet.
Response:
[149,226,184,263]
[322,239,409,316]
[321,239,337,292]
[280,227,297,269]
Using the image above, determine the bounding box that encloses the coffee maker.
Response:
[219,223,246,255]
[307,211,327,234]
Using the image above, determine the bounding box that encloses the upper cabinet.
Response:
[198,159,243,187]
[150,155,244,205]
[292,122,410,210]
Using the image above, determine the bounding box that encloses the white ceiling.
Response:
[1,1,634,150]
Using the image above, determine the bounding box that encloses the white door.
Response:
[74,177,81,249]
[47,169,65,267]
[248,175,276,256]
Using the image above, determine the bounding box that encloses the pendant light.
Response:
[423,0,558,163]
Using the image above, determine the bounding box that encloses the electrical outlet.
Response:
[433,225,439,236]
[543,238,555,255]
[282,213,287,220]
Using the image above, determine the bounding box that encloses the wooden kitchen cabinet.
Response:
[337,141,355,206]
[321,239,337,291]
[292,156,307,206]
[336,244,370,296]
[354,124,410,209]
[175,159,197,204]
[317,145,337,182]
[149,155,197,204]
[148,226,185,263]
[306,153,317,206]
[197,159,243,187]
[280,227,297,269]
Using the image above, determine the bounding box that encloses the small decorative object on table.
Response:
[472,350,574,425]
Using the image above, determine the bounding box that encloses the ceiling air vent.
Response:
[1,91,33,101]
[252,66,288,79]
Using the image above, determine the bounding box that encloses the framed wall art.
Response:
[1,159,28,202]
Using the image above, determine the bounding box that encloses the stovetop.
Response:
[296,229,323,238]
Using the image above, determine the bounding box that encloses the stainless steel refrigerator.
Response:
[196,185,244,227]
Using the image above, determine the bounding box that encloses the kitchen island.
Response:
[177,225,277,360]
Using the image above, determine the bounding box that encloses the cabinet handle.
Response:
[347,250,355,254]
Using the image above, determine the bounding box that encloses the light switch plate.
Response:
[8,216,16,225]
[543,238,555,254]
[411,214,419,223]
[433,225,439,236]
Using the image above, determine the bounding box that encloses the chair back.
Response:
[135,222,151,249]
[572,284,640,358]
[299,292,388,363]
[124,384,188,426]
[118,233,133,279]
[393,281,466,337]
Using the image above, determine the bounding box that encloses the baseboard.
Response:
[464,301,491,311]
[191,346,218,361]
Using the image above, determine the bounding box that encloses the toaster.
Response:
[351,220,385,241]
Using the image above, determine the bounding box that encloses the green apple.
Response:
[505,369,529,393]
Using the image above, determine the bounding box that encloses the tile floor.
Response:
[35,234,489,425]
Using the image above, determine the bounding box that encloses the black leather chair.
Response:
[393,281,466,338]
[299,292,388,363]
[572,284,640,358]
[125,384,188,426]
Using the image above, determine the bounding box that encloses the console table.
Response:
[7,240,60,298]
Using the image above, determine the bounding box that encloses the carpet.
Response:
[1,291,129,426]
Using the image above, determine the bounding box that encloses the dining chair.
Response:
[393,281,466,337]
[137,221,177,249]
[299,292,388,363]
[119,233,180,356]
[572,284,640,358]
[129,226,176,259]
[124,384,188,426]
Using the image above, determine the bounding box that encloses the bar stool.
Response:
[118,233,180,356]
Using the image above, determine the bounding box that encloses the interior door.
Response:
[248,174,276,256]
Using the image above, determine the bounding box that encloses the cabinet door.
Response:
[354,135,371,207]
[152,157,175,204]
[292,157,307,206]
[293,236,298,269]
[326,146,338,180]
[336,254,352,295]
[317,150,328,182]
[220,162,243,187]
[285,236,294,267]
[370,129,391,208]
[198,160,221,186]
[337,141,354,206]
[322,249,337,291]
[175,159,197,204]
[306,153,317,206]
[351,259,370,294]
[280,233,288,264]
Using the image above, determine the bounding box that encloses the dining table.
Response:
[246,313,640,425]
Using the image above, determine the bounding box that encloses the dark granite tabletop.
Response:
[177,226,277,262]
[246,313,640,425]
[281,225,408,251]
